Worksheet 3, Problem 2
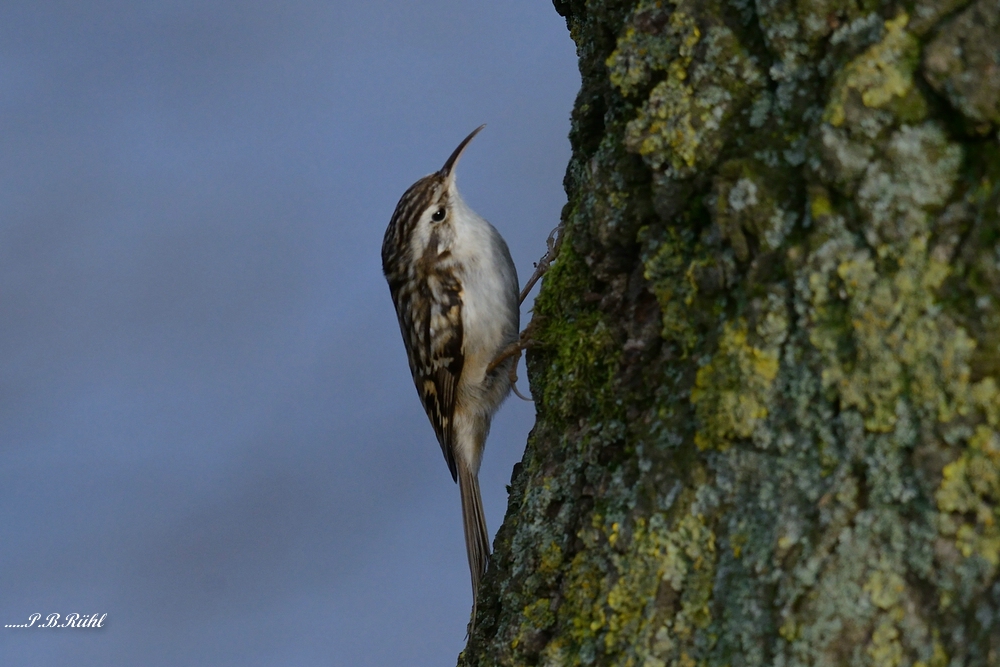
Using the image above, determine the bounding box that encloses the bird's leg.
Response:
[517,223,562,306]
[487,323,538,401]
[488,224,563,402]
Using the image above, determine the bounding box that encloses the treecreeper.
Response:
[381,126,520,631]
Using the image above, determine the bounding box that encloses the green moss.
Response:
[536,310,619,422]
[531,239,622,424]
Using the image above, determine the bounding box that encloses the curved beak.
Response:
[440,125,486,181]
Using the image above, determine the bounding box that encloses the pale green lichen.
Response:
[856,124,963,254]
[712,159,798,261]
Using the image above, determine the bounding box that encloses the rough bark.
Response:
[460,1,1000,665]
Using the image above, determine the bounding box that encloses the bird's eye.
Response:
[431,208,446,222]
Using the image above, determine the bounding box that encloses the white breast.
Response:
[448,193,519,385]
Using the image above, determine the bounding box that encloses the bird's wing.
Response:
[395,270,464,482]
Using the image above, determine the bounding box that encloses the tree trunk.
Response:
[460,1,1000,665]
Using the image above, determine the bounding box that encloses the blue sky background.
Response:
[0,2,578,664]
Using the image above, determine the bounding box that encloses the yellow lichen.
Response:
[824,13,922,128]
[972,378,1000,427]
[810,190,833,220]
[865,570,906,610]
[608,522,622,548]
[811,234,972,432]
[868,612,905,667]
[778,616,798,641]
[629,65,700,174]
[691,320,780,450]
[547,508,716,666]
[520,598,555,636]
[642,226,703,355]
[562,549,607,648]
[539,541,564,575]
[606,514,715,660]
[610,5,762,177]
[936,425,1000,568]
[606,8,700,97]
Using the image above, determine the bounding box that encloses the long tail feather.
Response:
[458,463,490,632]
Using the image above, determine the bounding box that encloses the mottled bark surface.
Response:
[460,1,1000,665]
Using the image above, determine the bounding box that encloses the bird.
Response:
[381,125,520,628]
